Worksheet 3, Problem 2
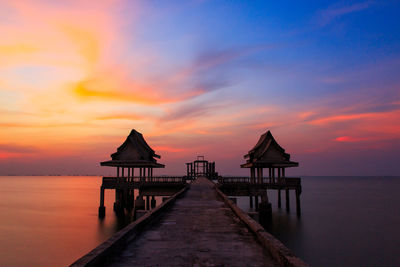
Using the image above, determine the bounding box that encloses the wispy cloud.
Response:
[0,144,39,153]
[315,1,374,27]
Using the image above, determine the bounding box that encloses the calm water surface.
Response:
[0,176,399,266]
[0,176,137,266]
[236,176,400,267]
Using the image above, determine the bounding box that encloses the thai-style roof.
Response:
[100,129,165,168]
[241,130,298,168]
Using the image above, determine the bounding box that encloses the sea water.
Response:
[0,176,399,266]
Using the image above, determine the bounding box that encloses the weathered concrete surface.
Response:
[215,187,309,267]
[109,177,276,266]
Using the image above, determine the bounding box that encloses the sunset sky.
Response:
[0,0,399,176]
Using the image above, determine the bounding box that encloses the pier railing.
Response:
[218,176,301,187]
[102,176,187,187]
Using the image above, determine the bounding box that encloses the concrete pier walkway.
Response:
[109,177,276,266]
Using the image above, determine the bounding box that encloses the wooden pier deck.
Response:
[108,177,276,266]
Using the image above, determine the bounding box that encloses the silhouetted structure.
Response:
[241,130,298,183]
[185,156,218,180]
[218,130,302,218]
[98,129,185,218]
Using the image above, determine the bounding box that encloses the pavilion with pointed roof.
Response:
[241,130,298,184]
[101,129,165,179]
[98,129,165,217]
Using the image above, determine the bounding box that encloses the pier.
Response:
[72,177,307,267]
[78,129,306,266]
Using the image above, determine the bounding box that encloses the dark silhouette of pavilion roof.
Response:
[241,130,298,168]
[100,129,164,168]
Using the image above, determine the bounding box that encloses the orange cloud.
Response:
[73,81,203,105]
[309,113,378,125]
[334,136,371,142]
[95,114,147,121]
[0,44,38,56]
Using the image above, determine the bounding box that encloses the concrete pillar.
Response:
[296,189,301,217]
[98,187,105,218]
[151,196,156,208]
[286,189,290,212]
[258,192,272,227]
[135,195,145,210]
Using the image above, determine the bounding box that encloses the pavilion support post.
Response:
[296,189,301,217]
[256,168,259,183]
[117,167,120,178]
[250,167,255,184]
[186,164,189,178]
[278,189,282,208]
[255,195,259,211]
[282,168,286,178]
[151,196,156,209]
[122,167,125,179]
[285,188,290,212]
[146,196,150,210]
[130,168,133,181]
[249,196,253,208]
[260,168,264,183]
[278,168,281,184]
[98,186,105,218]
[148,168,151,182]
[268,168,271,183]
[272,168,275,183]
